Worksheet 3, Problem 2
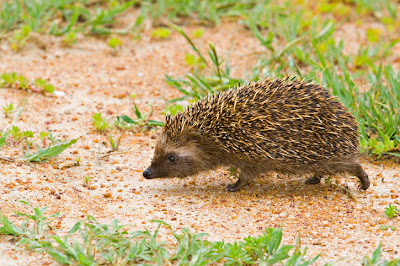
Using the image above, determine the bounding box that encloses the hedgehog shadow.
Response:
[162,175,358,200]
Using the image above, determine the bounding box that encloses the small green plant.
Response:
[108,37,122,50]
[0,130,8,149]
[34,78,55,93]
[62,32,77,46]
[38,131,50,147]
[1,72,56,94]
[385,204,400,219]
[192,28,205,38]
[2,103,14,118]
[9,24,31,51]
[92,113,110,133]
[0,201,59,240]
[10,125,23,141]
[152,27,171,39]
[1,72,29,90]
[115,103,164,129]
[23,138,78,162]
[163,104,184,116]
[83,176,92,187]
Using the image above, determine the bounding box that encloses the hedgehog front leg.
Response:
[305,175,322,185]
[226,168,253,192]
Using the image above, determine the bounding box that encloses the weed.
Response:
[385,204,399,219]
[107,36,122,50]
[115,103,164,129]
[151,27,171,39]
[82,176,92,187]
[2,103,15,118]
[1,72,56,94]
[92,113,110,133]
[34,78,55,93]
[23,138,78,162]
[162,104,184,116]
[9,24,32,51]
[62,31,77,47]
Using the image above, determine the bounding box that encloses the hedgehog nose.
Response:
[143,168,152,179]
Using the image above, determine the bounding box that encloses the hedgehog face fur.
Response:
[143,78,370,192]
[143,131,216,179]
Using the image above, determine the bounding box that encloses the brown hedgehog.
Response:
[143,78,370,192]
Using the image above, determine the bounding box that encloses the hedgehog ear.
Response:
[186,132,203,144]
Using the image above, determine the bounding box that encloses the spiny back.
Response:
[164,78,359,163]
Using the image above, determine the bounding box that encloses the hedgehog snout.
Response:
[143,168,154,179]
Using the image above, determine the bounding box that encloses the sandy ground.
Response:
[0,17,400,266]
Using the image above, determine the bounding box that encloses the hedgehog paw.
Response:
[305,175,322,185]
[358,179,370,190]
[226,179,249,192]
[226,184,240,192]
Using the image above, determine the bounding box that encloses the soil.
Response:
[0,14,400,266]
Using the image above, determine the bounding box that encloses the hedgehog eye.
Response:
[168,155,176,163]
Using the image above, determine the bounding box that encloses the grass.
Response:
[0,202,319,265]
[2,202,399,265]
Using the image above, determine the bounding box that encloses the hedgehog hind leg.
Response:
[305,175,322,185]
[352,164,370,190]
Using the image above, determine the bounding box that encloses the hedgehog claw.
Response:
[226,178,249,192]
[305,175,322,185]
[226,184,240,192]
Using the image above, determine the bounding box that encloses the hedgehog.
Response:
[143,78,370,192]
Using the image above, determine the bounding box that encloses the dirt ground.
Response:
[0,16,400,265]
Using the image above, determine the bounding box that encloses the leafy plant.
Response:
[92,113,110,133]
[2,103,15,118]
[107,36,122,50]
[23,138,78,162]
[1,72,56,94]
[9,24,32,51]
[385,204,400,219]
[62,31,77,47]
[34,78,55,93]
[115,103,164,129]
[152,27,171,39]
